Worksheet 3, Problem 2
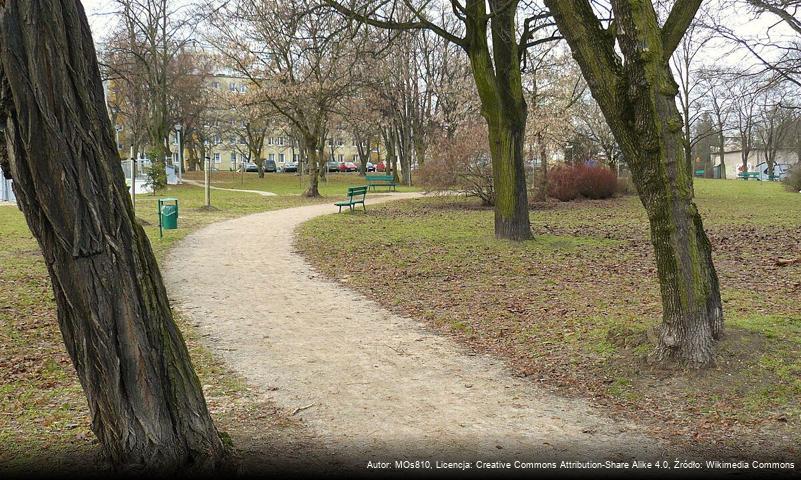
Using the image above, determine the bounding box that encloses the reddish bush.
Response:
[575,164,618,199]
[419,124,495,205]
[547,165,580,201]
[547,163,618,201]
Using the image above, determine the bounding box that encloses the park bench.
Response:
[737,172,760,180]
[768,174,781,182]
[694,169,705,177]
[334,186,368,213]
[366,174,397,192]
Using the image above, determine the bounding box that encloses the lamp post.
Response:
[174,124,183,183]
[114,124,123,155]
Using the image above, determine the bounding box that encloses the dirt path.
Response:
[164,193,667,470]
[182,178,277,196]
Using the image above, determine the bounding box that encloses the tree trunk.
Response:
[465,0,531,241]
[547,0,722,367]
[534,132,548,202]
[0,1,228,472]
[486,116,531,240]
[304,136,321,197]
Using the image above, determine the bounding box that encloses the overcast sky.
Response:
[79,0,793,68]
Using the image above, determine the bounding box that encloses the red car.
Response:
[375,162,386,172]
[338,161,358,172]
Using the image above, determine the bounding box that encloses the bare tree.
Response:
[546,0,723,367]
[207,0,370,197]
[755,81,797,176]
[698,69,734,178]
[0,0,227,471]
[670,17,712,174]
[104,0,201,186]
[326,0,563,240]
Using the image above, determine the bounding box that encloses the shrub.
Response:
[547,165,580,201]
[418,124,495,206]
[575,164,618,199]
[547,163,619,201]
[783,164,801,193]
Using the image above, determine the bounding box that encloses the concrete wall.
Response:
[714,149,798,179]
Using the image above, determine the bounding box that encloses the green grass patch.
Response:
[184,170,419,196]
[0,183,313,471]
[297,178,801,449]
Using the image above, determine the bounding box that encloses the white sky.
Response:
[79,0,794,68]
[81,0,118,38]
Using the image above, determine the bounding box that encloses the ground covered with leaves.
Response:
[0,184,334,474]
[297,179,801,458]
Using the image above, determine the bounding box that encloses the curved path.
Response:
[164,193,666,469]
[182,178,277,196]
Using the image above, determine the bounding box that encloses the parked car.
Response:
[263,159,277,172]
[339,161,358,172]
[327,160,340,172]
[240,161,258,172]
[375,162,387,172]
[366,162,376,172]
[283,162,298,173]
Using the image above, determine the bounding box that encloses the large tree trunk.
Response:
[466,0,531,241]
[547,0,722,367]
[633,93,723,366]
[0,0,228,472]
[486,116,531,240]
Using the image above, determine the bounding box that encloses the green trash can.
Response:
[158,197,179,238]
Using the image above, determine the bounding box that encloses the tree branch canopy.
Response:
[660,0,703,59]
[323,0,466,47]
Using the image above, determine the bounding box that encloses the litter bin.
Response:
[158,197,179,238]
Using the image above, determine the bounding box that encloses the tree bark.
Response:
[466,0,531,241]
[0,0,228,471]
[548,0,722,367]
[304,136,321,197]
[535,132,549,202]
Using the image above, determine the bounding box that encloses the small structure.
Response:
[0,166,15,203]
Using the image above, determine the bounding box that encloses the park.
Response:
[0,0,800,477]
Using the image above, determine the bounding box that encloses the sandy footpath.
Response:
[164,192,667,470]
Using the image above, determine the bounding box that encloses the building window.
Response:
[279,153,285,163]
[353,154,358,163]
[293,153,299,162]
[337,138,343,147]
[268,153,275,161]
[277,137,285,146]
[229,82,237,92]
[214,153,221,164]
[239,84,247,93]
[328,138,333,147]
[214,133,221,144]
[211,81,220,89]
[338,154,344,162]
[231,152,237,168]
[267,137,273,146]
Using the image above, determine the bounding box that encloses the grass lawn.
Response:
[0,183,326,473]
[297,178,801,456]
[183,170,418,196]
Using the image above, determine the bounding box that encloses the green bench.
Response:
[768,174,781,181]
[694,169,705,177]
[366,174,397,191]
[737,172,760,180]
[334,186,368,213]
